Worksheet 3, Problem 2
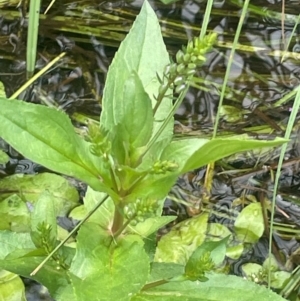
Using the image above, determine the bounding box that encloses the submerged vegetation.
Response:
[0,0,300,300]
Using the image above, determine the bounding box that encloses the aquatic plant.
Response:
[0,1,289,300]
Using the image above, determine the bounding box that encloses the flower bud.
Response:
[176,50,185,64]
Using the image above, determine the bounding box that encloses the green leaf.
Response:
[0,81,6,97]
[148,262,185,282]
[132,273,287,301]
[226,244,244,260]
[0,255,71,299]
[161,138,208,174]
[0,231,74,298]
[0,231,35,258]
[30,190,57,249]
[82,187,114,228]
[155,213,209,264]
[0,270,26,301]
[206,223,244,260]
[100,0,173,145]
[69,223,150,301]
[162,136,288,174]
[234,202,264,243]
[0,194,30,231]
[0,149,9,164]
[0,231,73,299]
[0,98,111,192]
[115,72,154,150]
[159,0,180,4]
[220,105,243,122]
[69,222,110,278]
[126,173,178,204]
[129,216,177,237]
[0,173,79,215]
[184,237,229,281]
[207,223,232,241]
[242,263,262,279]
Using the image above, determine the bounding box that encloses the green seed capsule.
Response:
[158,82,169,95]
[175,84,186,93]
[136,216,143,222]
[169,63,177,76]
[208,32,218,44]
[164,65,171,75]
[187,63,197,70]
[190,55,197,63]
[174,76,185,86]
[130,220,137,226]
[176,50,184,64]
[176,63,186,74]
[186,42,194,53]
[183,53,191,63]
[197,55,206,62]
[186,69,196,76]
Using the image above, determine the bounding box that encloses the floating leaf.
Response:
[0,173,79,215]
[0,149,9,164]
[220,105,243,122]
[155,213,209,264]
[0,270,26,301]
[234,202,264,243]
[0,194,30,231]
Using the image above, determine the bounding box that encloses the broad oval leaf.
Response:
[155,213,209,264]
[69,224,150,301]
[161,136,288,174]
[119,72,154,150]
[234,202,264,243]
[0,173,79,215]
[132,273,287,301]
[0,98,111,193]
[0,194,30,232]
[0,270,26,301]
[100,0,173,145]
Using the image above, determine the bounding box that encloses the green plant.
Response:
[0,1,288,300]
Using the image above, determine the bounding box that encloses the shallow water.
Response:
[0,0,300,299]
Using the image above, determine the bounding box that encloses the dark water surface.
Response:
[1,0,300,299]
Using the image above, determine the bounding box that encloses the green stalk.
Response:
[26,0,41,78]
[145,80,191,156]
[268,85,300,288]
[281,14,300,62]
[30,194,109,276]
[111,205,124,235]
[199,0,213,40]
[213,0,250,138]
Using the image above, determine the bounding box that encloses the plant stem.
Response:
[141,279,169,291]
[112,216,134,239]
[111,205,124,235]
[153,74,177,115]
